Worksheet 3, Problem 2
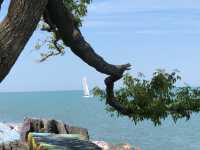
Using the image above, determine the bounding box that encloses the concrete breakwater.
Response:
[0,118,136,150]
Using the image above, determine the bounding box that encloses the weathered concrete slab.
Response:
[28,132,101,150]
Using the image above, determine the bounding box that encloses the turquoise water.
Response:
[0,91,200,150]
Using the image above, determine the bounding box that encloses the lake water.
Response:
[0,91,200,150]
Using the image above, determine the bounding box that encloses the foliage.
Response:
[36,0,92,61]
[93,70,200,125]
[33,1,200,126]
[63,0,92,26]
[34,32,65,62]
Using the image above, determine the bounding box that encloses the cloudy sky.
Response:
[0,0,200,92]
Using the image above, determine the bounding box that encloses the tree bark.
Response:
[0,0,3,9]
[0,0,48,82]
[46,0,131,77]
[46,0,132,116]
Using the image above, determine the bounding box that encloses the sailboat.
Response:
[82,77,92,98]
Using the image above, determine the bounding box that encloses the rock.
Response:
[20,118,89,141]
[6,123,22,133]
[56,120,69,134]
[13,124,23,133]
[28,133,101,150]
[45,119,68,134]
[0,141,28,150]
[68,126,89,140]
[114,143,135,150]
[21,118,68,136]
[92,141,136,150]
[20,118,32,141]
[92,141,114,150]
[46,119,59,134]
[20,118,45,141]
[0,123,20,143]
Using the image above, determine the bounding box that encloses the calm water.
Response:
[0,91,200,150]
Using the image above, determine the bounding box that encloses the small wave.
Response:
[0,123,20,143]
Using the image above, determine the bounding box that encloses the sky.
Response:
[1,0,200,92]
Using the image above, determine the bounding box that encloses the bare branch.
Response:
[39,51,61,62]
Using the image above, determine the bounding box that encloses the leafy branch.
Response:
[93,70,200,125]
[35,0,92,61]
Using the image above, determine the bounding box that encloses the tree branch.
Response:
[104,75,135,117]
[46,0,131,77]
[39,51,61,62]
[46,0,132,116]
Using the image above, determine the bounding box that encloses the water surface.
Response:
[0,91,200,150]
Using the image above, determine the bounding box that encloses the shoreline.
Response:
[0,118,136,150]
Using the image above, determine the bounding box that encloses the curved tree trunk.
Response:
[0,0,48,81]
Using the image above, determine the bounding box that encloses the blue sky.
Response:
[0,0,200,92]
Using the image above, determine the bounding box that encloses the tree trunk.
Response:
[0,0,48,82]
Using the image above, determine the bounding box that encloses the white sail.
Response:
[82,77,90,97]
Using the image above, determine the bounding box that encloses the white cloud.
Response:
[88,0,137,14]
[88,0,200,14]
[83,1,200,36]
